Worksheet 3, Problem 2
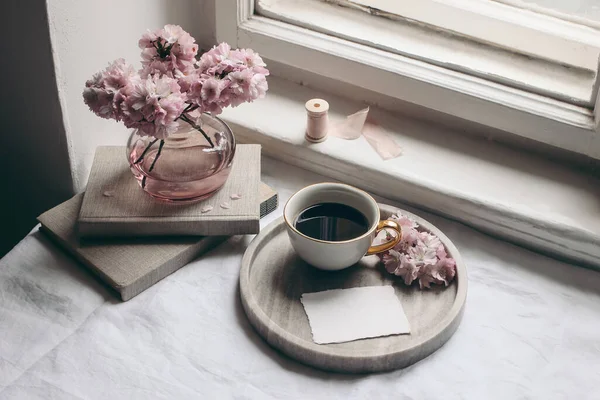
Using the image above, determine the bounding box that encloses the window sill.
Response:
[217,2,600,160]
[221,76,600,269]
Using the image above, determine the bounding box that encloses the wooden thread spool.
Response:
[305,99,329,143]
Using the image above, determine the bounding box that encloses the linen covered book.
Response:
[38,183,278,301]
[77,145,261,238]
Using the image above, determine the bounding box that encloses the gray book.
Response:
[38,183,278,301]
[78,145,261,238]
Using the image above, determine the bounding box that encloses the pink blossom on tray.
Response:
[417,264,439,289]
[418,231,441,251]
[378,211,457,289]
[393,225,419,252]
[436,244,447,259]
[391,213,418,230]
[382,249,402,274]
[434,257,457,286]
[396,254,421,285]
[407,243,438,267]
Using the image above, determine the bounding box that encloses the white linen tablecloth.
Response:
[1,158,599,400]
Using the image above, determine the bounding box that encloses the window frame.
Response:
[257,0,597,107]
[328,0,600,70]
[215,0,600,159]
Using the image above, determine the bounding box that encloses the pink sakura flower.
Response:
[389,214,419,251]
[418,257,457,288]
[239,48,269,74]
[436,244,447,259]
[102,59,137,91]
[396,254,421,285]
[382,249,402,274]
[197,43,232,74]
[176,70,199,93]
[188,43,269,113]
[394,227,419,253]
[407,242,438,266]
[391,214,418,230]
[418,232,441,250]
[200,77,223,103]
[249,73,268,100]
[139,30,158,48]
[83,59,137,120]
[211,42,232,61]
[434,257,457,286]
[121,75,186,139]
[378,211,458,289]
[163,25,198,62]
[228,69,253,96]
[83,79,114,119]
[418,264,439,289]
[139,24,198,77]
[188,77,225,114]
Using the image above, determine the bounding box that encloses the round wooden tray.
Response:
[239,204,467,373]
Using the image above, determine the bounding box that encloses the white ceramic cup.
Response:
[284,183,401,270]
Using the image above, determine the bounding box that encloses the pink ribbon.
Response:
[330,107,402,160]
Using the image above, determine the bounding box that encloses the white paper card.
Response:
[300,286,410,344]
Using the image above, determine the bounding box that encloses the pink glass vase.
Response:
[126,113,236,203]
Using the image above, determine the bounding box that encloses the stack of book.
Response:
[38,145,277,301]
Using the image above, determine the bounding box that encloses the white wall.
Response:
[47,0,217,191]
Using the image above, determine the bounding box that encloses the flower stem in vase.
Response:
[149,139,165,172]
[134,138,159,164]
[180,114,215,148]
[142,139,165,188]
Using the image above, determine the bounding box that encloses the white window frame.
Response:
[257,0,597,107]
[216,0,600,159]
[329,0,600,70]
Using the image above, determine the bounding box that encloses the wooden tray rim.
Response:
[240,204,468,371]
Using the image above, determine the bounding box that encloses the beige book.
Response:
[38,183,278,301]
[78,145,261,238]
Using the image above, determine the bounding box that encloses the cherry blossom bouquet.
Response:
[379,213,456,289]
[83,24,268,171]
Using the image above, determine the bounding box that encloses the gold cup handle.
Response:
[366,220,402,256]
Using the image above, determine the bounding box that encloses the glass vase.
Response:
[126,113,236,203]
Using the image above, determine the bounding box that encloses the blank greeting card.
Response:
[300,286,411,344]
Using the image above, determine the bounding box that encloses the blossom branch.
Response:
[180,103,198,115]
[148,139,165,172]
[142,139,165,188]
[133,138,159,164]
[180,114,215,148]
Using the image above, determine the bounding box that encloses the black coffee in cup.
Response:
[294,203,369,241]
